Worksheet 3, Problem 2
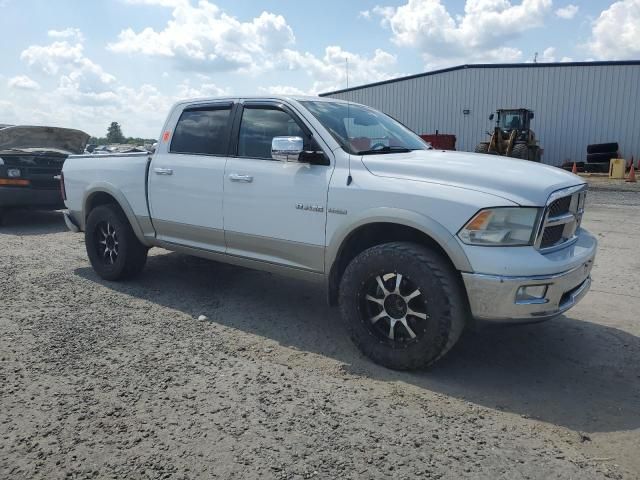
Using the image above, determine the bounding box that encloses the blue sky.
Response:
[0,0,637,138]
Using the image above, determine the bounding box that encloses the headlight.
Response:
[7,168,21,178]
[458,207,541,246]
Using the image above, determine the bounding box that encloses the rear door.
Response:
[223,101,333,272]
[148,101,234,251]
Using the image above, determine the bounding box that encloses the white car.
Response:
[61,96,596,369]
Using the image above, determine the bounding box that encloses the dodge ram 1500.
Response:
[62,96,596,369]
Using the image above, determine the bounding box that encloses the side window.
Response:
[170,106,231,155]
[237,107,305,159]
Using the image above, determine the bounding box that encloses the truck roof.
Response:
[172,94,353,107]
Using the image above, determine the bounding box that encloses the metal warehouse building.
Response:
[321,61,640,166]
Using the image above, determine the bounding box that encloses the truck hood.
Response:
[361,150,584,206]
[0,125,89,154]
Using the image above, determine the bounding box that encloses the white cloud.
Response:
[7,75,40,91]
[588,0,640,60]
[5,6,400,136]
[6,28,240,137]
[47,27,84,42]
[20,39,115,86]
[107,1,295,72]
[280,46,398,93]
[122,0,187,6]
[107,1,397,93]
[358,10,372,19]
[372,0,553,68]
[555,4,578,19]
[175,80,230,99]
[259,85,308,96]
[537,47,573,63]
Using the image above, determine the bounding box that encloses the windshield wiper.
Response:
[356,146,414,155]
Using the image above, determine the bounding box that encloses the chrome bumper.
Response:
[462,253,595,323]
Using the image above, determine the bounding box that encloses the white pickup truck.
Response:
[62,95,596,369]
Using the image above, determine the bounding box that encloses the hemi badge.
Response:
[328,208,347,215]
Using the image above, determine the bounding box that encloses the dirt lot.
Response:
[1,190,639,479]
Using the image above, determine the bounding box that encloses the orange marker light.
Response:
[0,178,30,186]
[162,131,171,142]
[465,210,493,230]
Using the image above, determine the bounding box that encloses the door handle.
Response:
[154,168,173,175]
[228,173,253,183]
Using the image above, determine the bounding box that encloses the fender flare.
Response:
[82,183,152,247]
[325,207,472,274]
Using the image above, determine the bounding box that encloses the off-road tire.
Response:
[528,146,542,162]
[510,143,529,160]
[587,142,618,155]
[85,204,148,281]
[586,152,618,164]
[339,242,468,370]
[474,143,489,154]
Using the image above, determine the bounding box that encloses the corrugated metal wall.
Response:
[325,64,640,166]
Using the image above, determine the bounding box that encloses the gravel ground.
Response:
[1,193,638,479]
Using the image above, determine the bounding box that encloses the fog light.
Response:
[7,168,21,178]
[516,285,548,303]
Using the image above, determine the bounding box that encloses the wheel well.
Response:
[328,223,456,306]
[85,191,121,222]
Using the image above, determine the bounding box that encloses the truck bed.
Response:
[63,152,151,221]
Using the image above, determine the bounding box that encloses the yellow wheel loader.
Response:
[475,108,542,162]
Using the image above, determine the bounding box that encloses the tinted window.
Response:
[170,107,231,155]
[238,107,305,159]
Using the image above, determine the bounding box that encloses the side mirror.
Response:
[529,112,534,119]
[489,114,494,121]
[271,136,303,162]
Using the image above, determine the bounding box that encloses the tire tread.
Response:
[339,242,467,370]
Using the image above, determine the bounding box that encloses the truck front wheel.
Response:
[85,204,148,281]
[339,242,467,370]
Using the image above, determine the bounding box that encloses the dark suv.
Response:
[0,125,88,224]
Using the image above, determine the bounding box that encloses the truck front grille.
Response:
[536,186,587,251]
[548,196,572,217]
[540,225,565,248]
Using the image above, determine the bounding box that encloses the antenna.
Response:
[533,52,538,63]
[346,57,349,88]
[346,57,353,186]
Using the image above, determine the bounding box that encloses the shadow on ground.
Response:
[0,210,67,235]
[75,251,640,434]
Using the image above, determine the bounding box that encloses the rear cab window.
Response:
[170,104,232,155]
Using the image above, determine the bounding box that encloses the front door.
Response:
[148,102,234,252]
[223,102,332,272]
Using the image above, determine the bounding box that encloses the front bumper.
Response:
[462,238,596,323]
[0,186,64,209]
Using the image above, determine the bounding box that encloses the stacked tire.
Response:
[585,142,618,173]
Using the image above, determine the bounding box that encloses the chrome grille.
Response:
[536,185,586,251]
[548,196,571,217]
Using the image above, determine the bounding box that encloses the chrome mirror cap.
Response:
[271,136,303,162]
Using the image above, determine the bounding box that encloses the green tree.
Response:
[106,122,125,144]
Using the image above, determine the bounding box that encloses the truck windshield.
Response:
[301,101,428,155]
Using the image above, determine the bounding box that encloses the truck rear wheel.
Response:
[85,204,148,281]
[338,242,467,370]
